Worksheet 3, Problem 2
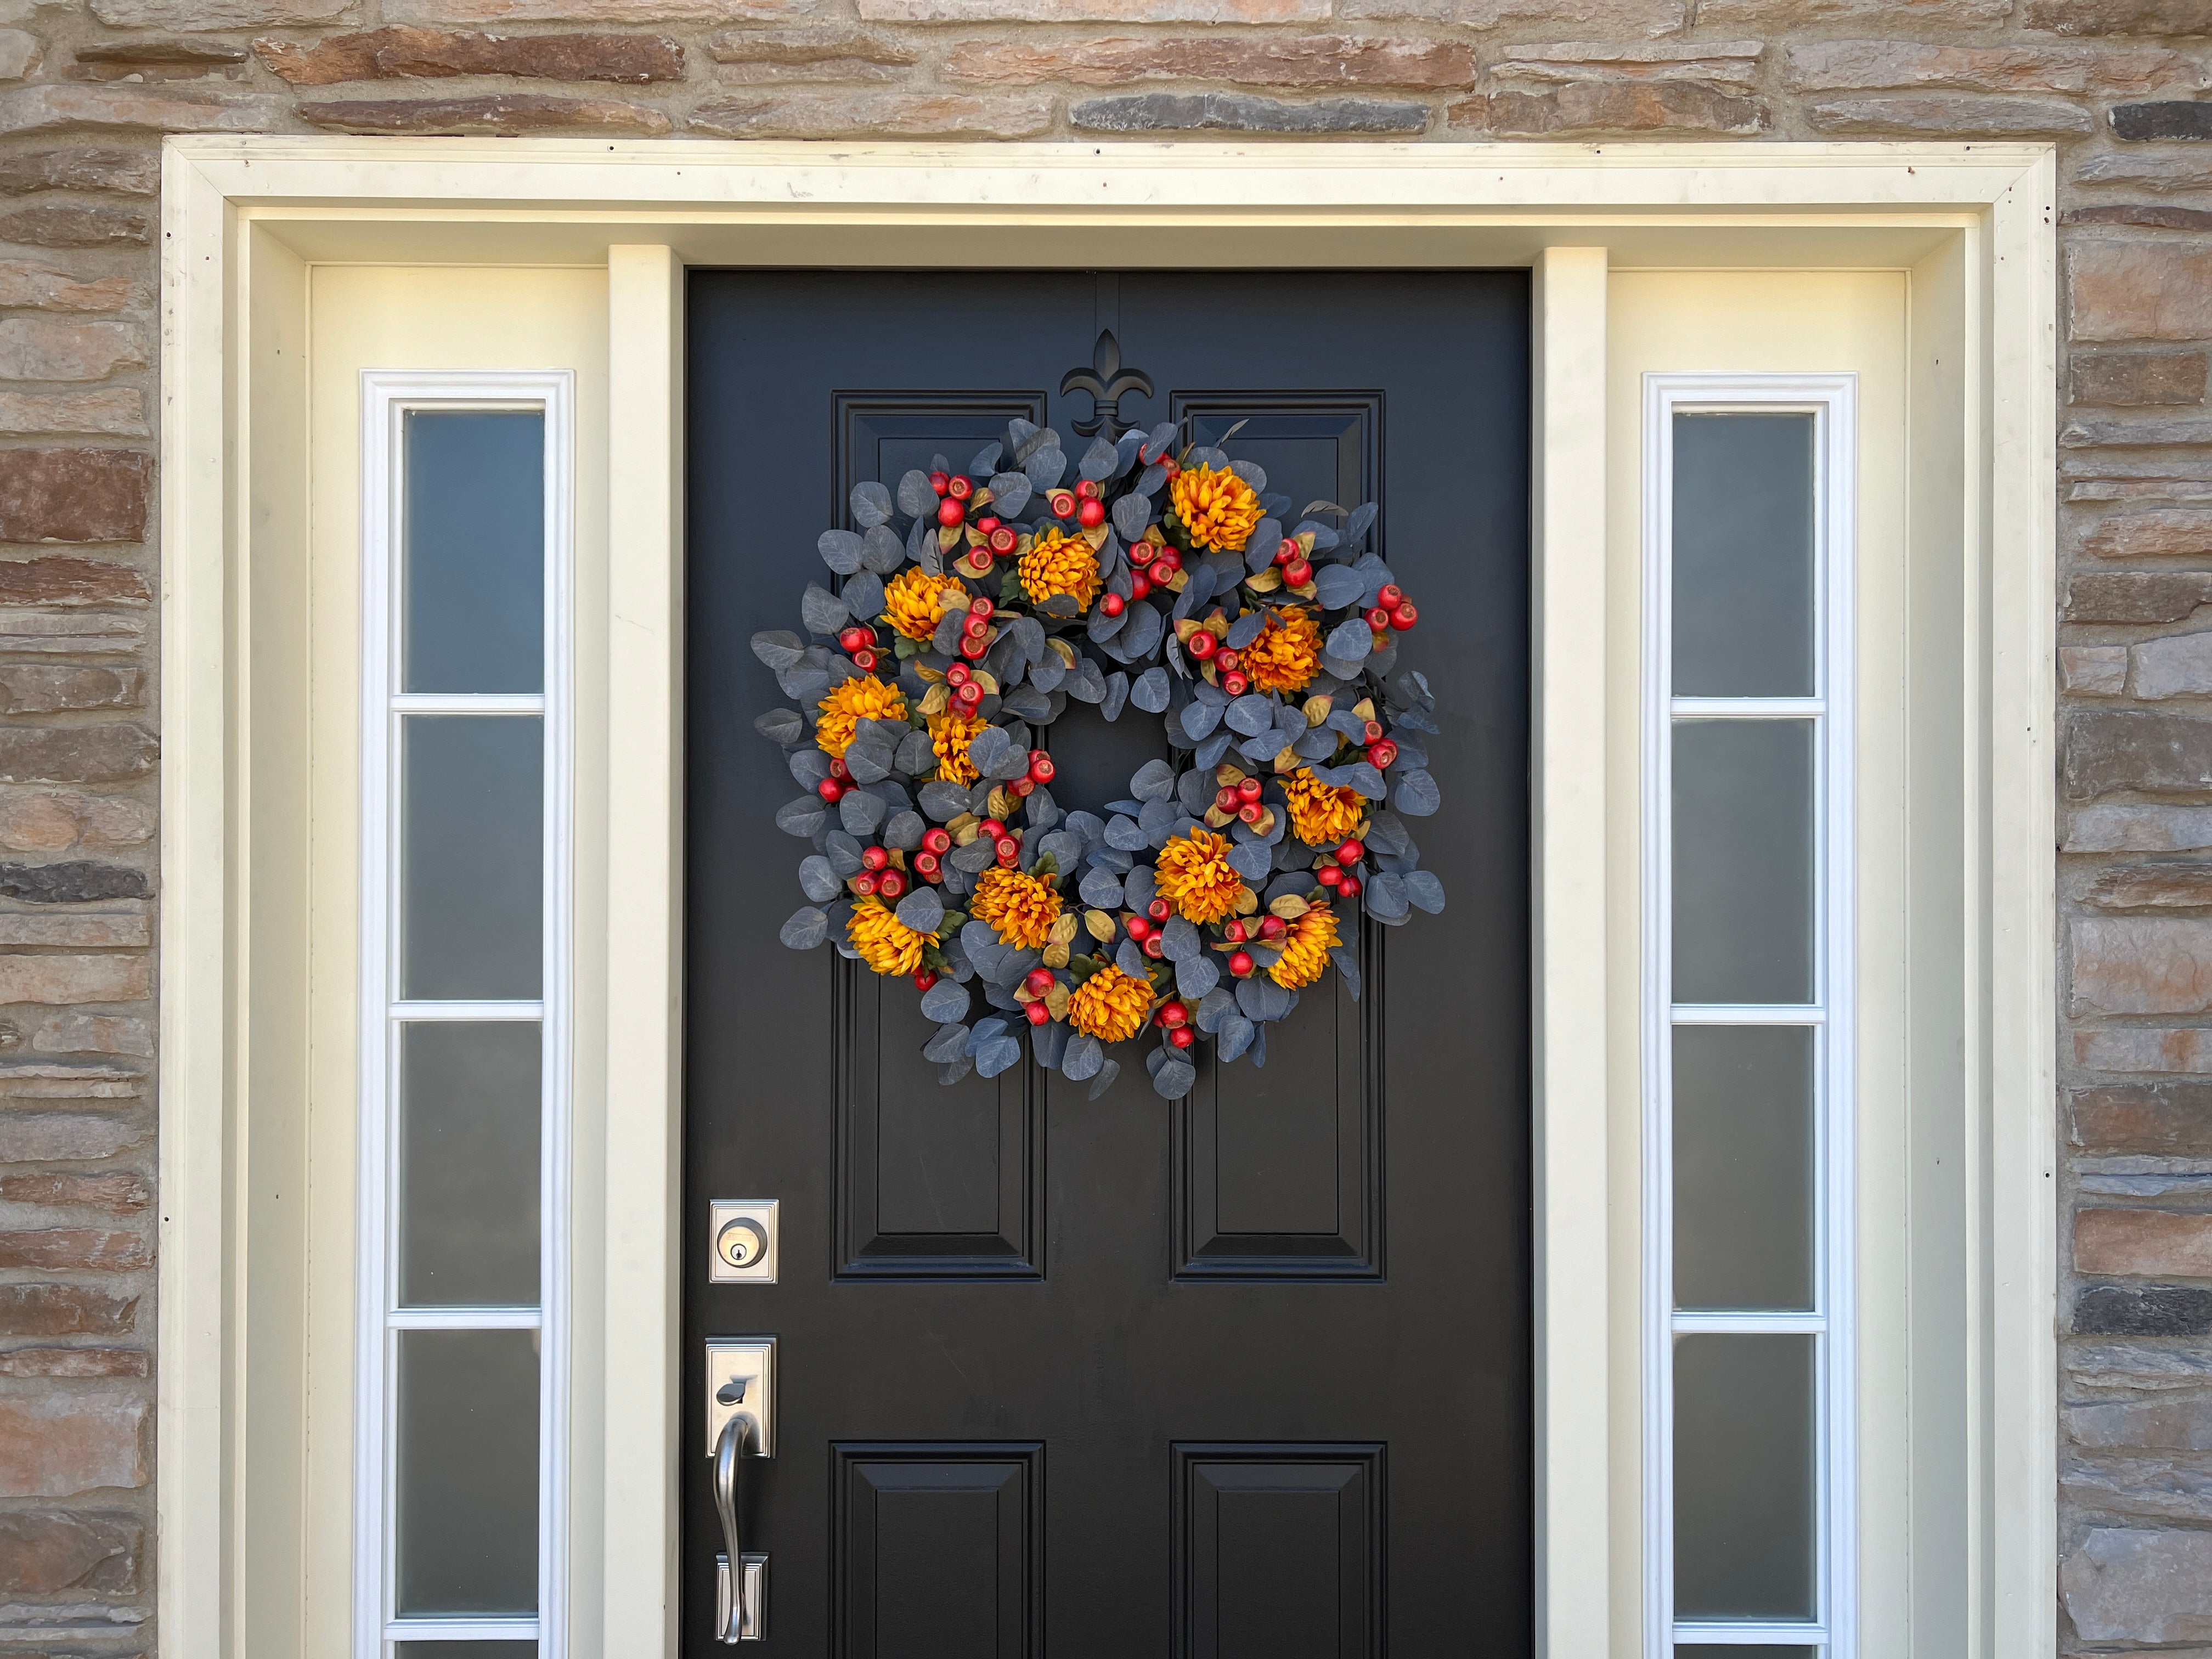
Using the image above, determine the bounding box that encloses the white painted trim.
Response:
[352,369,575,1659]
[1640,373,1859,1659]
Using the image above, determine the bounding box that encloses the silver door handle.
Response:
[713,1413,768,1640]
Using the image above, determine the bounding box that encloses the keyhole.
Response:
[718,1217,767,1268]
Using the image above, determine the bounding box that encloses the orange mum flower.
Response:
[1169,464,1262,554]
[1268,903,1340,990]
[1153,828,1246,926]
[1066,964,1154,1043]
[1241,606,1324,697]
[972,865,1062,951]
[847,898,935,978]
[1282,767,1367,848]
[815,674,908,759]
[928,707,989,786]
[881,567,968,643]
[1018,528,1102,610]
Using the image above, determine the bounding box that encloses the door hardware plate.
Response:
[709,1200,779,1284]
[715,1552,768,1641]
[706,1336,776,1459]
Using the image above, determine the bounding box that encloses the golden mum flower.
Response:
[1170,464,1262,554]
[1242,606,1324,697]
[815,674,908,759]
[972,865,1062,951]
[847,898,935,978]
[1153,828,1246,926]
[881,567,968,643]
[928,708,989,786]
[1282,767,1367,848]
[1269,903,1340,990]
[1066,963,1154,1044]
[1018,528,1102,610]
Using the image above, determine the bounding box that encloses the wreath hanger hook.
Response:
[1060,328,1155,442]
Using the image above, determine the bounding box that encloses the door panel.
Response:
[685,269,1530,1654]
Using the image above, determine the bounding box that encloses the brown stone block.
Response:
[0,150,157,199]
[0,1172,150,1212]
[0,1509,137,1592]
[2086,864,2212,910]
[0,667,145,716]
[2087,508,2212,557]
[2026,0,2212,33]
[0,450,148,545]
[1697,0,2007,24]
[2077,154,2212,195]
[298,91,674,134]
[1340,0,1681,27]
[0,265,131,315]
[2068,205,2212,233]
[0,1284,135,1338]
[0,954,151,1006]
[1451,82,1767,134]
[0,1065,145,1100]
[705,29,915,65]
[0,1347,148,1379]
[0,1394,144,1497]
[2066,708,2212,797]
[2072,917,2212,1014]
[1491,41,1763,87]
[0,392,148,439]
[691,89,1054,136]
[0,85,287,136]
[0,319,143,382]
[92,0,354,22]
[0,913,148,947]
[2064,1527,2212,1646]
[2073,242,2212,345]
[0,794,153,855]
[2063,642,2129,694]
[0,559,148,608]
[2073,352,2209,408]
[0,207,149,250]
[1808,93,2095,134]
[1787,40,2204,94]
[257,26,684,84]
[69,40,250,80]
[2072,1081,2212,1152]
[2064,571,2212,622]
[862,0,1326,18]
[390,0,826,19]
[0,1115,144,1164]
[945,35,1475,87]
[0,1230,149,1272]
[0,725,156,787]
[30,1013,151,1057]
[2078,1207,2212,1278]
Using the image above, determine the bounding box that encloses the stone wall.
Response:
[0,0,2201,1647]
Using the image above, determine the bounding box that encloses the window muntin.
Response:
[360,378,572,1659]
[1644,380,1857,1659]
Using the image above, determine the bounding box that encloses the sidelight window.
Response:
[357,375,573,1659]
[1642,377,1856,1658]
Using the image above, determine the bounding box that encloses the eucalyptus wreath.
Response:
[756,416,1445,1101]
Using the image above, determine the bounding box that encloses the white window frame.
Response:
[355,369,577,1659]
[1641,373,1859,1658]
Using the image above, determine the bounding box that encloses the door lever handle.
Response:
[712,1413,768,1641]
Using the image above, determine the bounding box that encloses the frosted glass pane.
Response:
[399,1022,540,1308]
[1673,720,1814,1005]
[401,716,543,1001]
[1673,1026,1815,1312]
[395,1328,539,1617]
[1675,1334,1817,1621]
[403,410,544,695]
[1672,413,1816,698]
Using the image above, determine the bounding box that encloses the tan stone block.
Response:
[861,0,1325,18]
[0,151,156,199]
[2076,1026,2212,1073]
[0,725,156,787]
[2072,1081,2212,1151]
[0,1115,143,1164]
[2087,865,2212,910]
[0,1395,143,1497]
[2069,205,2212,234]
[2073,352,2209,409]
[0,207,148,249]
[0,265,131,315]
[0,915,146,947]
[1786,40,2204,94]
[0,667,144,716]
[0,392,148,439]
[0,792,153,854]
[946,33,1474,87]
[2078,1206,2212,1278]
[2073,917,2212,1013]
[2065,571,2212,623]
[1452,82,1767,134]
[0,319,138,383]
[2073,242,2212,345]
[705,27,915,65]
[0,1171,149,1211]
[0,955,149,1007]
[2063,643,2129,695]
[0,1348,147,1379]
[1342,0,1680,27]
[2025,0,2212,35]
[0,1229,149,1271]
[2076,154,2212,195]
[0,1284,135,1337]
[0,1508,138,1592]
[298,91,674,133]
[0,560,146,608]
[0,31,37,82]
[0,85,286,136]
[1808,94,2095,134]
[29,1013,150,1057]
[0,1066,142,1099]
[1491,40,1763,86]
[2090,509,2212,559]
[1699,0,2006,23]
[2070,806,2212,853]
[91,0,354,22]
[391,0,811,20]
[690,89,1053,136]
[256,26,685,84]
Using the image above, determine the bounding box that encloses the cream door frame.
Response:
[159,137,2057,1659]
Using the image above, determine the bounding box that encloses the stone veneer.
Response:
[0,0,2203,1647]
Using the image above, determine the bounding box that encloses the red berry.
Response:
[946,475,974,502]
[1215,786,1240,812]
[968,595,994,617]
[1220,671,1248,696]
[1377,584,1404,609]
[1159,1000,1189,1029]
[1229,950,1255,978]
[1026,1000,1051,1026]
[1129,540,1156,567]
[1047,489,1078,519]
[876,870,906,899]
[1338,874,1362,898]
[913,851,941,878]
[1223,920,1247,943]
[1273,545,1295,567]
[923,827,952,855]
[938,498,965,528]
[1160,458,1180,478]
[817,777,845,803]
[1259,915,1287,939]
[946,662,970,686]
[1364,607,1391,631]
[839,625,869,653]
[1102,592,1126,617]
[1237,777,1262,802]
[1336,838,1364,866]
[1368,740,1398,769]
[960,636,988,660]
[1029,751,1056,783]
[861,845,889,871]
[1009,777,1035,798]
[1076,478,1101,500]
[1216,650,1240,673]
[1167,1025,1195,1049]
[851,648,878,672]
[963,613,990,639]
[1186,630,1217,660]
[851,872,878,895]
[1363,721,1385,744]
[956,682,984,707]
[1148,898,1171,922]
[1154,549,1182,574]
[1238,802,1263,824]
[1142,934,1165,958]
[1317,865,1344,888]
[914,969,938,990]
[975,515,1000,535]
[1025,967,1056,996]
[995,836,1020,864]
[1388,602,1417,630]
[1125,916,1150,941]
[979,819,1005,840]
[990,526,1018,556]
[1131,572,1152,601]
[1283,558,1312,588]
[1078,497,1107,529]
[929,471,950,496]
[830,757,850,780]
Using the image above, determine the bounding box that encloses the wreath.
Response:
[755,417,1444,1101]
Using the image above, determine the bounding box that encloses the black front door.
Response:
[685,269,1530,1656]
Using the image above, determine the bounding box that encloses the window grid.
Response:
[1641,374,1858,1659]
[356,373,574,1659]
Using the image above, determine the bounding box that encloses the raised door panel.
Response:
[834,1444,1043,1659]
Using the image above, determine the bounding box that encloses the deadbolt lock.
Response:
[708,1200,778,1284]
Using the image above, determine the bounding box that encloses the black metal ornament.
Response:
[1060,329,1154,441]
